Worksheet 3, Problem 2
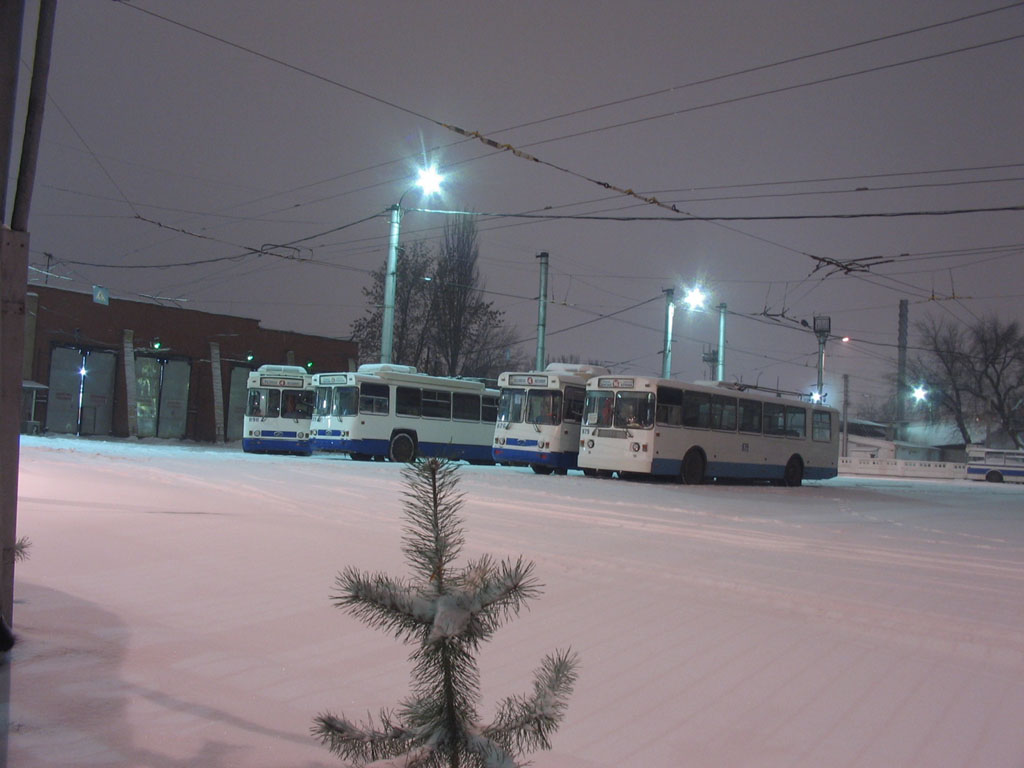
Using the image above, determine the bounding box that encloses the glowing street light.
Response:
[381,165,445,365]
[682,286,707,312]
[912,385,928,403]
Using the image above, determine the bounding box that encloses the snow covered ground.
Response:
[6,435,1024,767]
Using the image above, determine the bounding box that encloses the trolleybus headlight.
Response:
[253,430,261,437]
[587,439,594,449]
[631,442,640,452]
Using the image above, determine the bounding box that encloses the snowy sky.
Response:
[9,1,1024,404]
[9,436,1024,766]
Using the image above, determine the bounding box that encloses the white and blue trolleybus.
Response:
[965,445,1024,483]
[242,364,315,455]
[492,363,609,474]
[578,376,839,485]
[311,364,499,463]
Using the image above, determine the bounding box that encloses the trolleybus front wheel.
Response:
[389,433,416,463]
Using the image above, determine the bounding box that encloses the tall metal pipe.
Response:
[380,203,401,364]
[535,252,548,370]
[661,288,675,379]
[716,302,726,381]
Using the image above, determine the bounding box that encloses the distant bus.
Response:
[577,376,839,485]
[965,446,1024,483]
[493,363,609,474]
[310,364,499,463]
[242,364,315,455]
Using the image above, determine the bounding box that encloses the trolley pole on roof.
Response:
[661,288,675,379]
[535,252,548,371]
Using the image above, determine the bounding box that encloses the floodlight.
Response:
[415,165,444,197]
[682,286,707,312]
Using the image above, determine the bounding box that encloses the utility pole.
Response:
[895,299,909,441]
[535,252,548,371]
[1,0,56,629]
[842,373,850,457]
[716,302,726,382]
[661,288,675,379]
[813,315,831,397]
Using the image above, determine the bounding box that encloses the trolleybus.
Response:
[577,376,839,485]
[493,363,609,474]
[965,445,1024,483]
[311,364,499,463]
[242,364,315,455]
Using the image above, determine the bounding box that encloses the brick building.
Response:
[22,285,357,442]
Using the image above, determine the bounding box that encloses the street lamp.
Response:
[381,165,445,365]
[661,288,676,378]
[680,284,727,382]
[912,385,928,404]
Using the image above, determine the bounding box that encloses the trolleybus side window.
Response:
[738,399,761,433]
[711,394,738,431]
[656,385,683,426]
[615,392,654,429]
[584,391,614,427]
[682,390,711,429]
[812,410,832,442]
[332,386,358,417]
[786,406,806,438]
[482,395,498,423]
[396,386,421,416]
[763,402,786,435]
[498,389,526,424]
[360,382,390,415]
[563,386,585,423]
[423,389,452,419]
[527,390,561,425]
[452,392,480,421]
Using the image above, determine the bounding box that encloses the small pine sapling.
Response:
[313,458,578,768]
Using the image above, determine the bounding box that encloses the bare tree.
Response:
[351,242,436,368]
[910,317,978,444]
[968,317,1024,448]
[350,217,524,378]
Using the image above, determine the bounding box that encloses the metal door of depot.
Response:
[45,346,82,434]
[226,366,249,441]
[45,347,116,435]
[157,359,190,439]
[135,356,162,438]
[80,349,116,435]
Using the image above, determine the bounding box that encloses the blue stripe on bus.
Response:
[243,437,313,455]
[493,446,578,469]
[312,437,492,462]
[967,467,1024,478]
[503,437,539,448]
[650,457,837,480]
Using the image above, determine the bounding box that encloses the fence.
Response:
[839,457,966,480]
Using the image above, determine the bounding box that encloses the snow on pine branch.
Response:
[315,458,577,767]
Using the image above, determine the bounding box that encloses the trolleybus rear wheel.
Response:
[681,449,706,485]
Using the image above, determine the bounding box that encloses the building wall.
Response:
[24,286,358,442]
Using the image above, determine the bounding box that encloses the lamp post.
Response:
[661,288,675,379]
[380,166,444,365]
[681,286,727,382]
[813,315,831,398]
